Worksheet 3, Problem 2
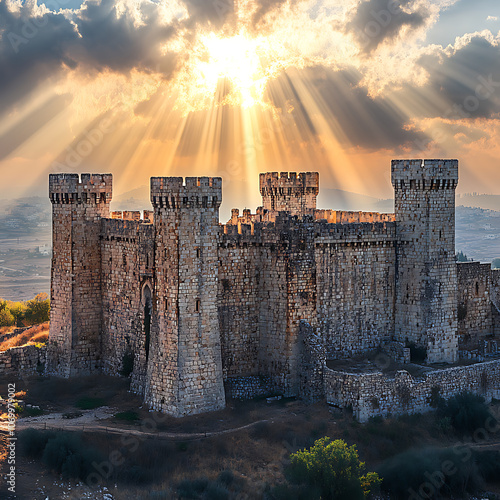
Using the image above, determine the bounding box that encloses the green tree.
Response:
[8,301,26,326]
[288,437,381,500]
[24,293,50,325]
[456,251,471,262]
[492,258,500,270]
[0,308,15,327]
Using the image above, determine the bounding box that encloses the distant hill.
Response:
[111,185,151,211]
[318,188,393,213]
[456,194,500,212]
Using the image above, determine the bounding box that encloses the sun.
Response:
[191,32,276,108]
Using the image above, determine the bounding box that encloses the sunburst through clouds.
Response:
[1,0,500,215]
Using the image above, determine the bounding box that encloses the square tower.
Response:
[259,172,319,217]
[146,177,225,416]
[392,159,458,363]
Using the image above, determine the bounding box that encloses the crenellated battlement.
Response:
[391,159,458,190]
[150,176,222,209]
[49,173,113,205]
[259,171,319,194]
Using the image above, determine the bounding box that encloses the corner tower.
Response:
[47,173,112,376]
[392,159,458,363]
[259,172,319,217]
[145,177,225,416]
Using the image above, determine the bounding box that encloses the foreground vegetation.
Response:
[3,375,500,499]
[0,292,50,327]
[0,322,49,352]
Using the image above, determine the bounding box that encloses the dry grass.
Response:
[0,322,49,352]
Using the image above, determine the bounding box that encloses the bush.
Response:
[20,429,102,481]
[0,308,15,327]
[177,477,210,498]
[42,432,102,480]
[437,392,492,434]
[19,428,54,458]
[287,437,381,500]
[203,483,229,500]
[378,446,483,499]
[24,293,50,325]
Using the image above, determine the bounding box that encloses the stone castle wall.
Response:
[457,262,494,351]
[325,360,500,422]
[315,222,396,359]
[100,218,154,389]
[46,160,500,419]
[0,345,46,377]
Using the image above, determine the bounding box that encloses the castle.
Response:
[46,160,500,419]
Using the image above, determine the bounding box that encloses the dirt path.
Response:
[0,407,270,440]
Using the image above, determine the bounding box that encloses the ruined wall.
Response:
[392,159,459,363]
[325,360,500,422]
[315,222,396,359]
[47,173,112,377]
[0,345,46,377]
[100,219,154,387]
[457,262,494,351]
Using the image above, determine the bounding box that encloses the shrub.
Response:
[19,429,54,458]
[287,437,381,500]
[203,483,229,500]
[0,308,15,327]
[20,430,102,481]
[437,392,492,434]
[42,432,102,480]
[217,470,234,486]
[177,477,210,498]
[378,446,483,499]
[24,293,50,325]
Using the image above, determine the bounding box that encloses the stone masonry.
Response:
[47,160,500,418]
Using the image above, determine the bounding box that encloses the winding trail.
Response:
[0,408,271,441]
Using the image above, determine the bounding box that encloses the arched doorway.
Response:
[142,284,152,361]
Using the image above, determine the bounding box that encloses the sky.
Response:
[0,0,499,213]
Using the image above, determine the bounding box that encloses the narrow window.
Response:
[196,248,201,258]
[195,299,200,313]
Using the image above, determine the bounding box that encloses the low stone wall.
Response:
[224,375,273,400]
[0,345,47,377]
[324,359,500,422]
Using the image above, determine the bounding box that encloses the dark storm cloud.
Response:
[0,2,78,114]
[73,0,177,75]
[346,0,429,53]
[0,0,197,115]
[415,36,500,120]
[266,66,427,149]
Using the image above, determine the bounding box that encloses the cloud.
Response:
[487,16,498,22]
[410,34,500,120]
[345,0,430,53]
[0,1,79,114]
[266,65,427,149]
